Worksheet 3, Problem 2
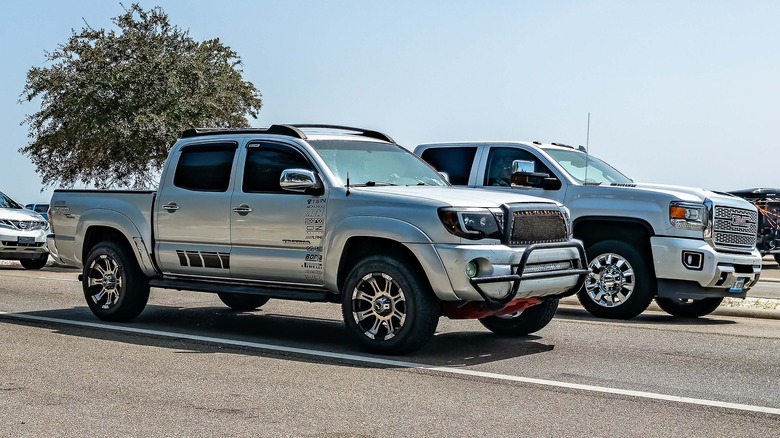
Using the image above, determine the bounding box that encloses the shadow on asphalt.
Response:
[0,304,555,368]
[554,306,737,325]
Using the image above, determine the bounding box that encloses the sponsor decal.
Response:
[282,239,311,245]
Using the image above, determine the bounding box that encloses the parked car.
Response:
[48,124,588,354]
[728,188,780,264]
[415,141,762,319]
[1,191,50,269]
[25,203,50,221]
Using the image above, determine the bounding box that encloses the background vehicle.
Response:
[0,191,49,269]
[728,188,780,264]
[25,203,50,221]
[415,141,762,319]
[48,125,588,354]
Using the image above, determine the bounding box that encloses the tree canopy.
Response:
[20,3,262,189]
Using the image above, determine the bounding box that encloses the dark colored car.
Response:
[25,203,50,221]
[729,188,780,264]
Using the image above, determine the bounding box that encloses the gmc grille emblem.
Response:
[731,215,750,227]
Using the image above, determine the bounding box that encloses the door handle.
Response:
[162,202,180,212]
[232,204,253,215]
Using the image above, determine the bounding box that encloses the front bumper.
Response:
[0,229,49,261]
[430,240,588,304]
[651,236,761,300]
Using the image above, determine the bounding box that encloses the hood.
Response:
[611,183,754,209]
[350,185,561,208]
[0,207,47,222]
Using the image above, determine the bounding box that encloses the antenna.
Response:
[584,113,590,184]
[346,171,351,197]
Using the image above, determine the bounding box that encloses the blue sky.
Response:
[2,1,779,203]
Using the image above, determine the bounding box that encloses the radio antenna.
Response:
[584,112,590,184]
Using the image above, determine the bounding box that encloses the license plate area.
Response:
[729,277,746,293]
[17,236,36,245]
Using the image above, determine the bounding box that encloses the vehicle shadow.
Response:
[554,306,737,326]
[0,305,555,368]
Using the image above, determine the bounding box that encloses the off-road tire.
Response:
[20,255,48,270]
[479,298,559,336]
[217,293,270,311]
[577,239,656,319]
[82,241,150,322]
[655,297,723,318]
[341,254,440,355]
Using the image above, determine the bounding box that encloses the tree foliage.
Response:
[20,3,262,189]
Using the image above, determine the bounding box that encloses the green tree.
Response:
[20,3,262,189]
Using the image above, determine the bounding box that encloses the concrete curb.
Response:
[560,296,780,320]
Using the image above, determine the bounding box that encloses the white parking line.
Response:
[2,311,779,416]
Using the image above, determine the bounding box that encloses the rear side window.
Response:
[420,147,477,185]
[243,142,312,193]
[173,144,237,192]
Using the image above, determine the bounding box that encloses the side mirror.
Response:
[510,160,560,189]
[280,169,323,194]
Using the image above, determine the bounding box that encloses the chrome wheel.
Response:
[585,252,635,308]
[350,272,407,341]
[86,254,124,310]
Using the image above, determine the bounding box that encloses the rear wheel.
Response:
[20,255,48,270]
[577,240,655,319]
[217,293,269,311]
[82,241,149,322]
[341,254,440,355]
[655,297,723,318]
[479,298,559,336]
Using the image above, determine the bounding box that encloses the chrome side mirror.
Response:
[280,168,322,193]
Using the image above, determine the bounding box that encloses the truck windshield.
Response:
[543,148,633,185]
[0,192,22,209]
[309,140,449,187]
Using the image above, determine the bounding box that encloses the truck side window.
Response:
[173,145,237,192]
[485,147,555,188]
[243,143,312,193]
[419,147,477,185]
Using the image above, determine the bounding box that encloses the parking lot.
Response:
[1,258,779,436]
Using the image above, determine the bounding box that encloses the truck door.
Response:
[154,142,237,277]
[479,145,567,204]
[229,140,325,285]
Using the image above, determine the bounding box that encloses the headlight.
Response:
[670,201,707,231]
[438,207,502,240]
[560,206,573,239]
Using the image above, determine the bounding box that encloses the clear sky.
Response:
[1,1,778,204]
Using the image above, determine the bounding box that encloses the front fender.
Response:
[75,209,158,277]
[323,216,435,290]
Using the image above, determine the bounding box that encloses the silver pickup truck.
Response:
[416,141,762,320]
[49,125,587,354]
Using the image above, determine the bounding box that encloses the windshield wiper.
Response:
[363,181,398,187]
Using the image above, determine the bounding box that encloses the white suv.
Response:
[1,191,49,269]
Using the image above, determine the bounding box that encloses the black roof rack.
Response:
[180,125,307,139]
[179,124,394,143]
[290,124,394,143]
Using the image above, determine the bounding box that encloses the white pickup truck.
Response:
[48,125,588,354]
[415,141,762,319]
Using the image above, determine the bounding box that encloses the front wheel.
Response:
[341,254,440,355]
[479,298,559,336]
[217,293,269,311]
[577,240,656,319]
[655,297,723,318]
[20,255,48,270]
[82,241,150,322]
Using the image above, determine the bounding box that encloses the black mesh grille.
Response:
[509,209,568,245]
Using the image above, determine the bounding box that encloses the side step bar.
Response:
[148,278,336,303]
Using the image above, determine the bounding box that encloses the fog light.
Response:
[466,261,478,278]
[681,251,703,271]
